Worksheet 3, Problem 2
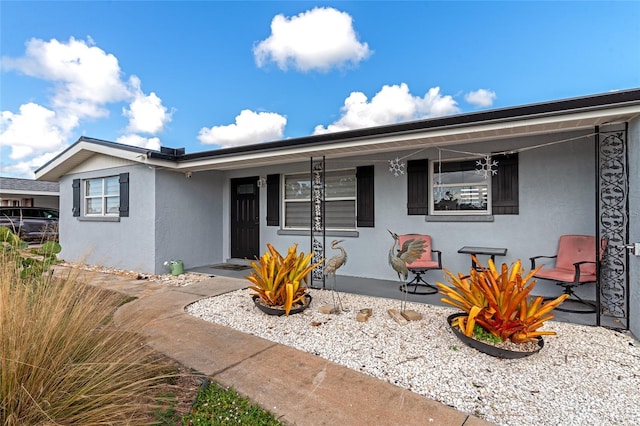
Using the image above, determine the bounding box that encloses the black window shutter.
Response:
[72,179,80,217]
[266,174,280,226]
[491,153,519,215]
[407,159,429,215]
[119,173,130,217]
[356,165,374,227]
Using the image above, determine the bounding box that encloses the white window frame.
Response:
[283,168,357,231]
[84,176,120,217]
[430,158,492,215]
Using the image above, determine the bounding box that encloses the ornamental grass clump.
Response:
[0,239,177,425]
[437,256,569,344]
[246,243,323,315]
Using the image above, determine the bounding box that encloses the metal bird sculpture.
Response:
[388,230,427,312]
[324,239,348,312]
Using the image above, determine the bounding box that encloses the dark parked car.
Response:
[0,206,59,242]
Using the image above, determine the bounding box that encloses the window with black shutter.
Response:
[428,154,519,216]
[283,169,357,230]
[77,174,129,218]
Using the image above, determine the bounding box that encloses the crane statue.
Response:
[388,230,427,313]
[324,239,348,313]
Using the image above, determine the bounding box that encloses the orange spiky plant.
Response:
[246,243,324,315]
[437,257,569,344]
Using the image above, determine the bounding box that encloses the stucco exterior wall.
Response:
[224,131,597,299]
[154,169,224,274]
[59,166,224,275]
[628,117,639,338]
[59,165,156,272]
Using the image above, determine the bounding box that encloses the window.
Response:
[85,176,120,216]
[284,169,357,230]
[430,159,491,215]
[73,173,129,218]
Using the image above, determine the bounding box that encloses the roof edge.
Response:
[35,88,640,177]
[173,88,640,161]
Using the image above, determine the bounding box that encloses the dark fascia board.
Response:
[155,88,640,162]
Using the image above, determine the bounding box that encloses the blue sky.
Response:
[1,1,639,178]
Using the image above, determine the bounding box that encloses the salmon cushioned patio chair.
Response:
[530,234,606,313]
[397,234,442,295]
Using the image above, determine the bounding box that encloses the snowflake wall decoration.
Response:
[475,155,499,179]
[388,157,405,177]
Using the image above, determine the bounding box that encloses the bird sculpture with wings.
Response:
[387,230,427,312]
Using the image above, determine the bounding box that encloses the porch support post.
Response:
[597,124,630,330]
[310,156,326,288]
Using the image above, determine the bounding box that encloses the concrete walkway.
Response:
[83,270,492,426]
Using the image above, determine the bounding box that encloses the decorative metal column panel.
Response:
[310,157,326,288]
[597,127,629,329]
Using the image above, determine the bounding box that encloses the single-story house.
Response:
[35,89,640,338]
[0,177,59,208]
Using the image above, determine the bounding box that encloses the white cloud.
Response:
[198,109,287,148]
[116,134,161,151]
[254,7,371,72]
[0,103,71,160]
[0,147,67,179]
[123,76,173,134]
[465,89,497,108]
[2,37,130,119]
[1,37,173,177]
[313,85,460,134]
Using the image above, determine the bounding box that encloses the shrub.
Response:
[0,247,176,425]
[0,226,61,280]
[246,243,323,315]
[437,257,569,344]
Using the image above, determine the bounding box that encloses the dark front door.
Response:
[231,177,260,259]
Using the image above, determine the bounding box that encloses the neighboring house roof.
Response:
[35,88,640,181]
[0,177,60,196]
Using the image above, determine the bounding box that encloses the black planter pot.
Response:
[252,294,312,316]
[447,313,543,359]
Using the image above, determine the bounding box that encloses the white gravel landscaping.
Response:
[186,287,640,426]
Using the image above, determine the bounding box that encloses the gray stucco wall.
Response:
[59,165,156,272]
[628,117,639,338]
[153,169,224,274]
